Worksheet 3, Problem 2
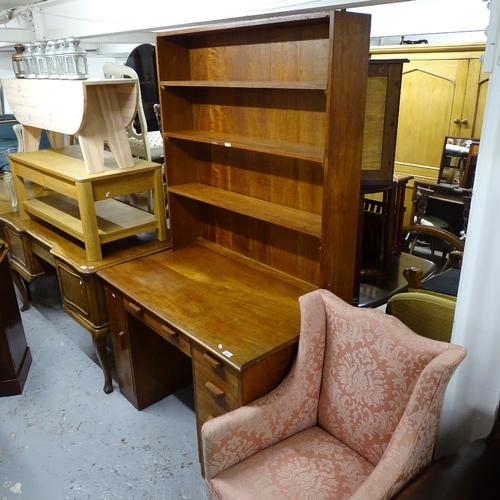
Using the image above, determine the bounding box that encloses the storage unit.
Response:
[362,60,406,182]
[371,43,488,224]
[156,9,372,302]
[0,242,32,397]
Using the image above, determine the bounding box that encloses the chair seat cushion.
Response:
[207,426,374,500]
[419,215,449,228]
[422,268,461,298]
[128,130,163,158]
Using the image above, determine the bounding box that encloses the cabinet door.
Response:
[395,58,471,180]
[56,259,107,331]
[104,286,135,404]
[470,63,490,139]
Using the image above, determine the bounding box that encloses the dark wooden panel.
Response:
[0,243,32,397]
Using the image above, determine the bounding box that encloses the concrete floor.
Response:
[0,271,206,500]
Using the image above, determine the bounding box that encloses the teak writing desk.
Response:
[97,245,305,462]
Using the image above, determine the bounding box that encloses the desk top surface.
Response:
[96,243,437,366]
[97,243,305,371]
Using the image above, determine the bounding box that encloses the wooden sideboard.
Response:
[0,211,170,393]
[0,242,32,397]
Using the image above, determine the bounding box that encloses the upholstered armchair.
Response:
[202,289,466,500]
[386,292,456,343]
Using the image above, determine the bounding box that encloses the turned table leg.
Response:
[91,327,114,394]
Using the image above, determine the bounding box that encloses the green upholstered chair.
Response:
[386,292,456,343]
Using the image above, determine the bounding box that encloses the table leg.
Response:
[91,327,114,394]
[75,182,102,261]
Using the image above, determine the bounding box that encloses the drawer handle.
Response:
[118,331,127,350]
[128,302,142,316]
[204,353,222,369]
[161,324,178,337]
[205,381,224,399]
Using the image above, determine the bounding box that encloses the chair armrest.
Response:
[403,267,424,289]
[350,346,467,500]
[202,290,327,479]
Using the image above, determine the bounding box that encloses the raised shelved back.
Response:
[156,11,373,301]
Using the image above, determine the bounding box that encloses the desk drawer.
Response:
[193,345,240,414]
[31,237,55,266]
[124,299,191,357]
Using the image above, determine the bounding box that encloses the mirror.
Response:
[438,136,480,188]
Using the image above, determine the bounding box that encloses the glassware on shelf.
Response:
[56,39,68,78]
[64,37,88,80]
[17,37,89,80]
[22,42,38,79]
[34,41,49,79]
[12,43,25,78]
[46,40,59,79]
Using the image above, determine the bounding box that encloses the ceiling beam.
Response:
[28,0,407,41]
[0,27,35,43]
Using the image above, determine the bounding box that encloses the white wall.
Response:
[351,0,489,39]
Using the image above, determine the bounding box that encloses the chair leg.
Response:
[4,171,18,211]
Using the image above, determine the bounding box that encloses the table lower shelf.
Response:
[23,193,161,248]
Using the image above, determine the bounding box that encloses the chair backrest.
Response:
[316,289,466,468]
[103,61,152,160]
[125,43,159,133]
[12,124,52,153]
[387,292,456,342]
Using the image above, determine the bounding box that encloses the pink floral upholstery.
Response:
[202,289,466,500]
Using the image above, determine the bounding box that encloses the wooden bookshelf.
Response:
[156,10,373,301]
